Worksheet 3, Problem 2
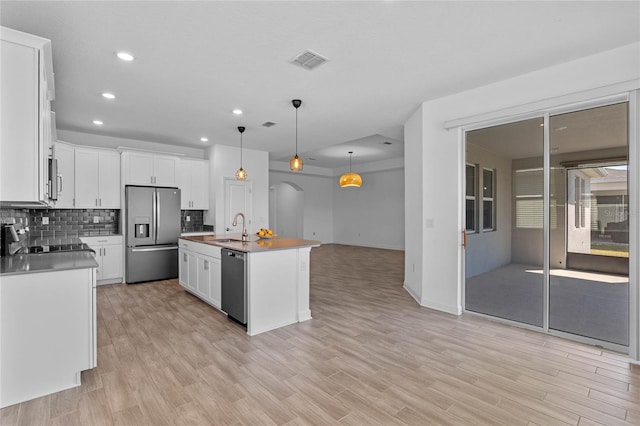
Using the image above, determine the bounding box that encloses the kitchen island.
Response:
[178,234,320,336]
[0,251,98,408]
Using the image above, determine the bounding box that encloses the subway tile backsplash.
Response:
[0,208,119,239]
[181,210,212,233]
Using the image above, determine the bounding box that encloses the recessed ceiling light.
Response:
[102,92,115,100]
[233,109,243,115]
[200,137,208,142]
[92,120,103,125]
[116,51,134,61]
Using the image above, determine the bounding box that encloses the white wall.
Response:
[332,168,404,250]
[271,182,303,239]
[269,171,333,243]
[405,42,640,319]
[57,129,206,158]
[206,144,269,233]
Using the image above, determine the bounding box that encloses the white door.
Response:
[224,179,252,233]
[74,148,100,208]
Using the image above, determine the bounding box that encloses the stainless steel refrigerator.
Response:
[125,185,181,283]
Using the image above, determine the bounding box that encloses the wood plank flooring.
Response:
[2,243,639,425]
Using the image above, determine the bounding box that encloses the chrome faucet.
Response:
[232,212,248,242]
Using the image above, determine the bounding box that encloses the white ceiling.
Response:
[2,1,638,169]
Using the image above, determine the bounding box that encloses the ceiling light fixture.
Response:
[233,109,243,115]
[236,126,247,181]
[102,92,115,100]
[289,99,303,172]
[92,120,103,125]
[200,137,208,143]
[116,51,134,61]
[339,151,362,188]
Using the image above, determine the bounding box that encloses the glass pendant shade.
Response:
[236,126,247,180]
[289,154,303,172]
[339,172,362,187]
[236,167,247,180]
[339,151,362,187]
[290,99,303,172]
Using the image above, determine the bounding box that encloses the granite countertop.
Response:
[0,251,99,276]
[180,233,321,253]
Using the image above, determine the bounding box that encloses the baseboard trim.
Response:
[403,283,462,315]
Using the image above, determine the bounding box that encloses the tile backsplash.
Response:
[181,210,213,233]
[0,208,119,240]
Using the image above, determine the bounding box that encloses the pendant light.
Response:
[289,99,303,172]
[339,151,362,188]
[235,126,247,180]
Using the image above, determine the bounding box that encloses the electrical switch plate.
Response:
[93,216,100,224]
[42,217,49,225]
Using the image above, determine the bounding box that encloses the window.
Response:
[465,164,477,232]
[482,168,495,231]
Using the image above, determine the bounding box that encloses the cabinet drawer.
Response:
[178,240,220,258]
[81,235,123,246]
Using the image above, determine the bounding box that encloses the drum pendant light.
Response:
[339,151,362,188]
[235,126,247,180]
[289,99,303,172]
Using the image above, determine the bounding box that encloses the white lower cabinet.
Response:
[81,236,123,285]
[0,268,96,408]
[178,240,221,310]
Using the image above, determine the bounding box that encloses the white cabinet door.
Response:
[98,151,120,208]
[179,164,192,210]
[208,256,221,309]
[179,249,189,288]
[187,251,197,291]
[196,256,211,300]
[0,38,40,203]
[124,152,154,185]
[153,156,179,187]
[100,244,123,281]
[191,160,208,209]
[54,142,75,208]
[74,148,100,208]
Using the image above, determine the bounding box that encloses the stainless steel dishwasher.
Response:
[221,248,247,325]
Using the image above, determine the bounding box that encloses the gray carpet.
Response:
[466,264,629,346]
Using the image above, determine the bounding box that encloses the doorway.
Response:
[269,182,304,239]
[464,101,630,348]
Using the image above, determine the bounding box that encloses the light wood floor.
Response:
[2,244,639,425]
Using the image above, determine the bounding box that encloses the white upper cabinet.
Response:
[179,159,209,209]
[0,27,54,206]
[52,142,75,208]
[74,147,120,208]
[122,151,180,187]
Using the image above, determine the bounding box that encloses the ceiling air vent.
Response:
[262,121,277,127]
[289,50,328,70]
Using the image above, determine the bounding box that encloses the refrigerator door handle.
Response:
[152,190,157,242]
[156,191,161,241]
[130,246,178,253]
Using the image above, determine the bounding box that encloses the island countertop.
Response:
[179,233,320,253]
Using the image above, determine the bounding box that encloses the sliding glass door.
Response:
[548,103,629,346]
[464,101,630,349]
[465,117,545,327]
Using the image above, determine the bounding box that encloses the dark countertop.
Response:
[0,251,99,276]
[180,233,321,253]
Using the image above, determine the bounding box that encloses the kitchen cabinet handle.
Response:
[99,198,102,207]
[204,260,209,270]
[183,253,187,261]
[57,175,63,193]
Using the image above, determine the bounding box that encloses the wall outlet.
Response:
[42,217,49,225]
[186,216,190,222]
[93,216,100,224]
